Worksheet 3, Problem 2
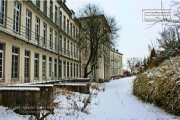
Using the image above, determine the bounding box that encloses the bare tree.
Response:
[157,26,180,57]
[126,57,141,74]
[77,3,120,78]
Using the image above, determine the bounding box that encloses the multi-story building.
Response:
[110,49,123,76]
[97,45,111,82]
[0,0,80,86]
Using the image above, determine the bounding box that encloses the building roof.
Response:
[111,48,123,55]
[58,0,81,26]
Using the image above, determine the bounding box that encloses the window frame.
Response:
[24,50,30,83]
[43,22,47,45]
[63,61,66,78]
[35,16,40,45]
[0,0,6,26]
[55,5,57,24]
[0,43,4,80]
[11,46,19,79]
[55,31,57,51]
[49,27,53,48]
[49,57,52,77]
[67,62,69,78]
[25,9,32,39]
[54,59,57,78]
[50,0,53,20]
[42,55,46,78]
[34,53,39,78]
[63,15,66,31]
[59,11,62,28]
[63,37,66,55]
[13,1,21,33]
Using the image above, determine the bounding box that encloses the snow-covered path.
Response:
[82,77,180,120]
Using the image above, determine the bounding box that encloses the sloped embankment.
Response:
[133,56,180,116]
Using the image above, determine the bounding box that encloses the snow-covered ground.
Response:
[80,76,180,120]
[0,76,180,120]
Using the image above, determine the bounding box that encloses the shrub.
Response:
[133,56,180,116]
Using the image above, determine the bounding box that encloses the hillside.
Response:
[133,55,180,116]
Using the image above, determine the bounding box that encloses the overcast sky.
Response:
[66,0,172,69]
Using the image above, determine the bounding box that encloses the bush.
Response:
[133,56,180,116]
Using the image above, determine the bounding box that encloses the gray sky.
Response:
[66,0,172,69]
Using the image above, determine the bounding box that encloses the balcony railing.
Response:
[60,47,79,60]
[0,13,79,61]
[27,0,78,41]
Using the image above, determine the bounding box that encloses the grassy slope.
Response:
[133,56,180,116]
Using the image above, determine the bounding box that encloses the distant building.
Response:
[110,49,123,76]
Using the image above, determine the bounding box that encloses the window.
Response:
[0,0,6,25]
[34,53,39,78]
[67,19,69,34]
[59,60,61,78]
[67,62,69,78]
[12,47,19,79]
[76,64,78,77]
[73,25,75,39]
[49,57,52,77]
[74,28,76,40]
[70,23,72,36]
[54,59,57,78]
[59,35,62,54]
[67,40,69,56]
[43,22,47,45]
[24,50,30,83]
[74,44,75,58]
[36,0,40,8]
[35,17,40,45]
[63,38,66,55]
[70,42,72,58]
[76,28,78,40]
[43,0,47,15]
[49,27,53,48]
[55,5,57,24]
[59,11,62,28]
[55,31,57,51]
[74,63,75,77]
[0,43,4,80]
[63,15,66,31]
[13,1,21,33]
[50,0,53,20]
[42,55,46,78]
[77,46,79,60]
[70,63,72,77]
[63,61,66,78]
[25,9,31,39]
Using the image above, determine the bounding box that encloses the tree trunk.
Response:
[84,66,88,78]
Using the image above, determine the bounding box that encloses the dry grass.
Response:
[133,56,180,116]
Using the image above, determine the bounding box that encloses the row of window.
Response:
[0,43,79,81]
[0,1,79,60]
[0,0,79,40]
[31,0,79,39]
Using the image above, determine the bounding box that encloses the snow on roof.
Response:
[0,87,40,91]
[62,78,91,81]
[75,78,90,80]
[9,84,54,87]
[55,82,89,86]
